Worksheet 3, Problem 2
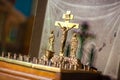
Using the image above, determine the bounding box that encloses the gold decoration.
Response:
[55,11,79,56]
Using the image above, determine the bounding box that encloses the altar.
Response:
[0,10,102,80]
[0,60,101,80]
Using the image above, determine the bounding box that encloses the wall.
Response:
[40,0,120,79]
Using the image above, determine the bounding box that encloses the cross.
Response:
[55,11,79,56]
[55,11,79,29]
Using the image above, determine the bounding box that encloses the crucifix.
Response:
[55,11,79,56]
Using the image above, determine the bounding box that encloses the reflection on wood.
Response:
[0,61,55,80]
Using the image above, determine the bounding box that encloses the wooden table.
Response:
[0,61,102,80]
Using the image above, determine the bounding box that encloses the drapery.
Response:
[40,0,120,79]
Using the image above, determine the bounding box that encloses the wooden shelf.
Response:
[0,60,102,80]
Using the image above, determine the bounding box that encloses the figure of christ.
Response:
[55,11,79,56]
[58,23,76,56]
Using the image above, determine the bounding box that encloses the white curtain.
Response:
[40,0,120,79]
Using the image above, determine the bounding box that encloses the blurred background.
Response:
[0,0,37,55]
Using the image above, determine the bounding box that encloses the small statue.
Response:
[39,58,44,65]
[18,54,23,61]
[51,55,59,67]
[2,51,5,57]
[48,31,55,51]
[38,58,42,64]
[13,53,17,59]
[42,55,47,65]
[69,57,82,70]
[7,52,11,59]
[58,56,64,68]
[26,55,30,62]
[70,33,78,58]
[23,55,27,62]
[73,58,79,70]
[32,57,38,64]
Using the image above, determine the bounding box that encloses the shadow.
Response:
[81,21,89,32]
[80,21,96,39]
[73,21,96,61]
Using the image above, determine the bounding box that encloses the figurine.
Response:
[51,55,59,67]
[70,33,78,58]
[48,31,55,51]
[18,54,23,61]
[26,55,30,62]
[13,53,17,59]
[7,52,11,59]
[32,57,38,64]
[38,58,42,64]
[2,51,5,57]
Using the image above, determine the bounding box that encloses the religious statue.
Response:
[51,55,60,67]
[18,54,23,61]
[70,33,78,58]
[23,55,30,62]
[58,23,76,55]
[13,53,17,59]
[48,31,55,51]
[2,51,5,57]
[7,52,11,59]
[55,11,79,56]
